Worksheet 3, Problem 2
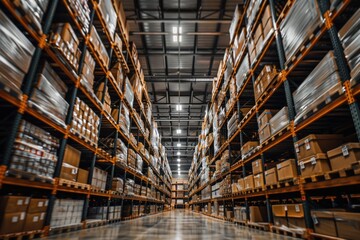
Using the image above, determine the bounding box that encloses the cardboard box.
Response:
[63,145,81,168]
[249,206,267,222]
[261,5,272,28]
[242,141,259,155]
[244,175,254,190]
[253,173,264,189]
[287,204,306,228]
[0,212,26,234]
[226,210,234,219]
[252,159,263,174]
[60,163,78,181]
[254,23,263,45]
[265,167,277,186]
[77,168,89,184]
[23,212,45,231]
[28,198,48,213]
[299,153,330,177]
[311,210,337,237]
[334,211,360,240]
[237,178,245,191]
[258,123,271,144]
[276,159,297,181]
[258,109,277,128]
[272,205,287,226]
[328,143,360,171]
[269,107,289,135]
[0,196,30,213]
[294,134,343,160]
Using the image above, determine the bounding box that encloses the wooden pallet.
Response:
[325,162,360,180]
[6,169,54,184]
[0,82,22,100]
[233,220,247,226]
[73,131,97,148]
[50,224,83,235]
[261,125,291,148]
[285,22,323,69]
[247,222,270,231]
[85,219,108,228]
[294,89,342,125]
[310,232,346,240]
[58,178,90,190]
[301,173,327,184]
[270,225,308,239]
[91,187,108,194]
[0,230,43,240]
[277,177,299,188]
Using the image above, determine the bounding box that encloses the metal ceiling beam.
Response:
[145,78,213,83]
[137,47,226,53]
[149,91,208,96]
[130,31,228,35]
[152,103,207,106]
[138,52,224,56]
[125,8,233,13]
[161,136,198,139]
[156,119,203,122]
[127,19,231,24]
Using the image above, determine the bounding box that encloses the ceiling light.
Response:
[173,35,178,42]
[177,151,181,156]
[176,104,182,111]
[178,167,180,171]
[172,26,182,34]
[178,164,180,167]
[177,143,181,147]
[179,36,182,42]
[176,129,182,134]
[177,159,181,162]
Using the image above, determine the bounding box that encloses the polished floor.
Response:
[43,210,298,240]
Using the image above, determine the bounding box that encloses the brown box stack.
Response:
[244,175,254,190]
[276,159,297,181]
[258,109,277,143]
[252,159,263,175]
[249,206,267,223]
[0,196,30,234]
[242,141,259,156]
[254,66,278,102]
[299,153,330,177]
[89,25,109,67]
[327,143,360,171]
[265,167,277,186]
[77,168,89,184]
[96,82,112,115]
[81,50,95,89]
[261,5,273,43]
[24,198,47,232]
[60,145,81,182]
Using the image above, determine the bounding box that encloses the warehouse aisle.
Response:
[43,210,297,240]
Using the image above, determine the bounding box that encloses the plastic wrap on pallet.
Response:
[229,4,241,43]
[246,0,263,32]
[339,9,360,81]
[51,199,84,227]
[269,106,289,135]
[136,154,143,172]
[12,0,49,34]
[293,51,342,124]
[125,78,134,108]
[235,53,250,91]
[0,10,35,73]
[0,55,25,96]
[29,63,69,127]
[98,0,117,41]
[66,0,90,33]
[280,0,321,64]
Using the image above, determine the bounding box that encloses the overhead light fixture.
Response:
[177,151,181,156]
[172,26,182,42]
[178,164,181,167]
[176,129,182,134]
[177,159,181,162]
[177,143,181,147]
[176,104,182,111]
[178,167,180,171]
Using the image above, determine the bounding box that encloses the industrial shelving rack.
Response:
[0,0,172,238]
[188,0,360,239]
[171,179,189,209]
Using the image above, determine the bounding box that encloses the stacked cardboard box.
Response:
[124,179,134,195]
[227,112,238,137]
[50,199,84,227]
[66,0,90,34]
[246,0,263,33]
[127,149,136,169]
[81,50,96,91]
[10,120,59,179]
[124,78,134,108]
[340,9,360,82]
[51,23,81,70]
[264,167,277,186]
[117,104,130,136]
[89,25,109,67]
[113,0,129,43]
[136,154,143,172]
[295,134,342,177]
[87,206,108,220]
[111,62,125,92]
[71,97,100,146]
[130,74,143,103]
[60,145,81,182]
[234,207,247,221]
[254,65,278,102]
[232,28,246,64]
[258,109,276,144]
[241,141,259,159]
[96,82,111,115]
[276,159,297,181]
[0,196,29,234]
[293,52,342,124]
[252,159,264,190]
[219,175,231,196]
[312,210,360,239]
[327,143,360,171]
[272,204,305,229]
[28,62,69,127]
[91,167,108,190]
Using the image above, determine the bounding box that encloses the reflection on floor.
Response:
[43,210,298,240]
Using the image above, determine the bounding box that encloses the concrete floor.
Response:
[43,210,298,240]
